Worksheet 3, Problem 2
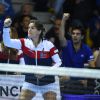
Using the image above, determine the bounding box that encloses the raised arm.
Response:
[59,13,70,47]
[3,18,21,50]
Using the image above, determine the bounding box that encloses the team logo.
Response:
[40,52,47,58]
[81,54,84,58]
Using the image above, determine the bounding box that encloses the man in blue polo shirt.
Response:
[59,13,95,68]
[59,13,95,95]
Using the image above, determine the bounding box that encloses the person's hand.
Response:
[4,18,12,28]
[63,13,70,21]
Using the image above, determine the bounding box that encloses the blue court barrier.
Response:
[62,94,100,100]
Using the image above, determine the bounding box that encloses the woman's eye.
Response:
[32,27,35,29]
[32,27,36,29]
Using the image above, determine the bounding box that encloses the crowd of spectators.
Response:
[0,0,100,99]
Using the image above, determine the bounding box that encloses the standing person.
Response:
[45,15,70,52]
[59,13,95,69]
[17,15,36,38]
[3,18,62,100]
[45,17,62,52]
[59,14,95,94]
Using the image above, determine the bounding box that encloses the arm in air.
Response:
[3,18,21,50]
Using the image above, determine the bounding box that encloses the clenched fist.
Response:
[63,13,70,21]
[4,18,12,28]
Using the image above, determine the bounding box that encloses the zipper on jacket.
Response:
[35,48,39,85]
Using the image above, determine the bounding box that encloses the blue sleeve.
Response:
[85,45,94,62]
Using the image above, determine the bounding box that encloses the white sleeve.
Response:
[45,40,62,67]
[3,28,21,50]
[17,50,25,65]
[19,58,25,65]
[52,54,62,67]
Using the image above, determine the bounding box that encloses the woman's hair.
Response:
[30,20,45,40]
[20,15,37,22]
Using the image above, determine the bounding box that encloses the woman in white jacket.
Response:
[3,18,62,100]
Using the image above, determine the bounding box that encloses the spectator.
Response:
[59,13,95,94]
[12,2,36,29]
[45,17,62,52]
[59,14,95,68]
[17,15,37,38]
[3,18,62,100]
[0,1,14,41]
[45,14,70,52]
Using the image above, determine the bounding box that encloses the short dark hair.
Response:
[71,19,85,35]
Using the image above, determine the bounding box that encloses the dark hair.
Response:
[30,20,45,40]
[71,19,85,35]
[20,15,37,22]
